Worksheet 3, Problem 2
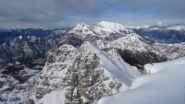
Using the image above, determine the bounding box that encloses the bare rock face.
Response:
[35,42,139,104]
[36,44,79,99]
[64,43,123,104]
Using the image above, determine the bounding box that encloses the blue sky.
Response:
[0,0,184,28]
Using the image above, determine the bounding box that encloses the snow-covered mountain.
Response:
[68,23,96,38]
[1,21,185,104]
[34,42,140,104]
[0,21,140,68]
[0,31,68,66]
[94,33,185,69]
[91,21,131,37]
[33,39,185,104]
[0,28,66,44]
[111,34,185,60]
[0,35,48,65]
[68,21,185,43]
[67,21,132,40]
[1,21,185,67]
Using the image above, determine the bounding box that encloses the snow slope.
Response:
[37,91,65,104]
[95,56,185,104]
[81,42,140,85]
[111,33,153,52]
[68,23,95,38]
[92,21,131,37]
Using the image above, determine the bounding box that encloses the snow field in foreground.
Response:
[96,57,185,104]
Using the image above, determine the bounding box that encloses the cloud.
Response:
[0,0,184,27]
[0,0,106,27]
[116,0,185,18]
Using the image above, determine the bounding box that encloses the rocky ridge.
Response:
[35,42,140,104]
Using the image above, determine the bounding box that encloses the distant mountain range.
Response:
[1,22,185,44]
[0,21,185,66]
[0,28,70,43]
[132,24,185,43]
